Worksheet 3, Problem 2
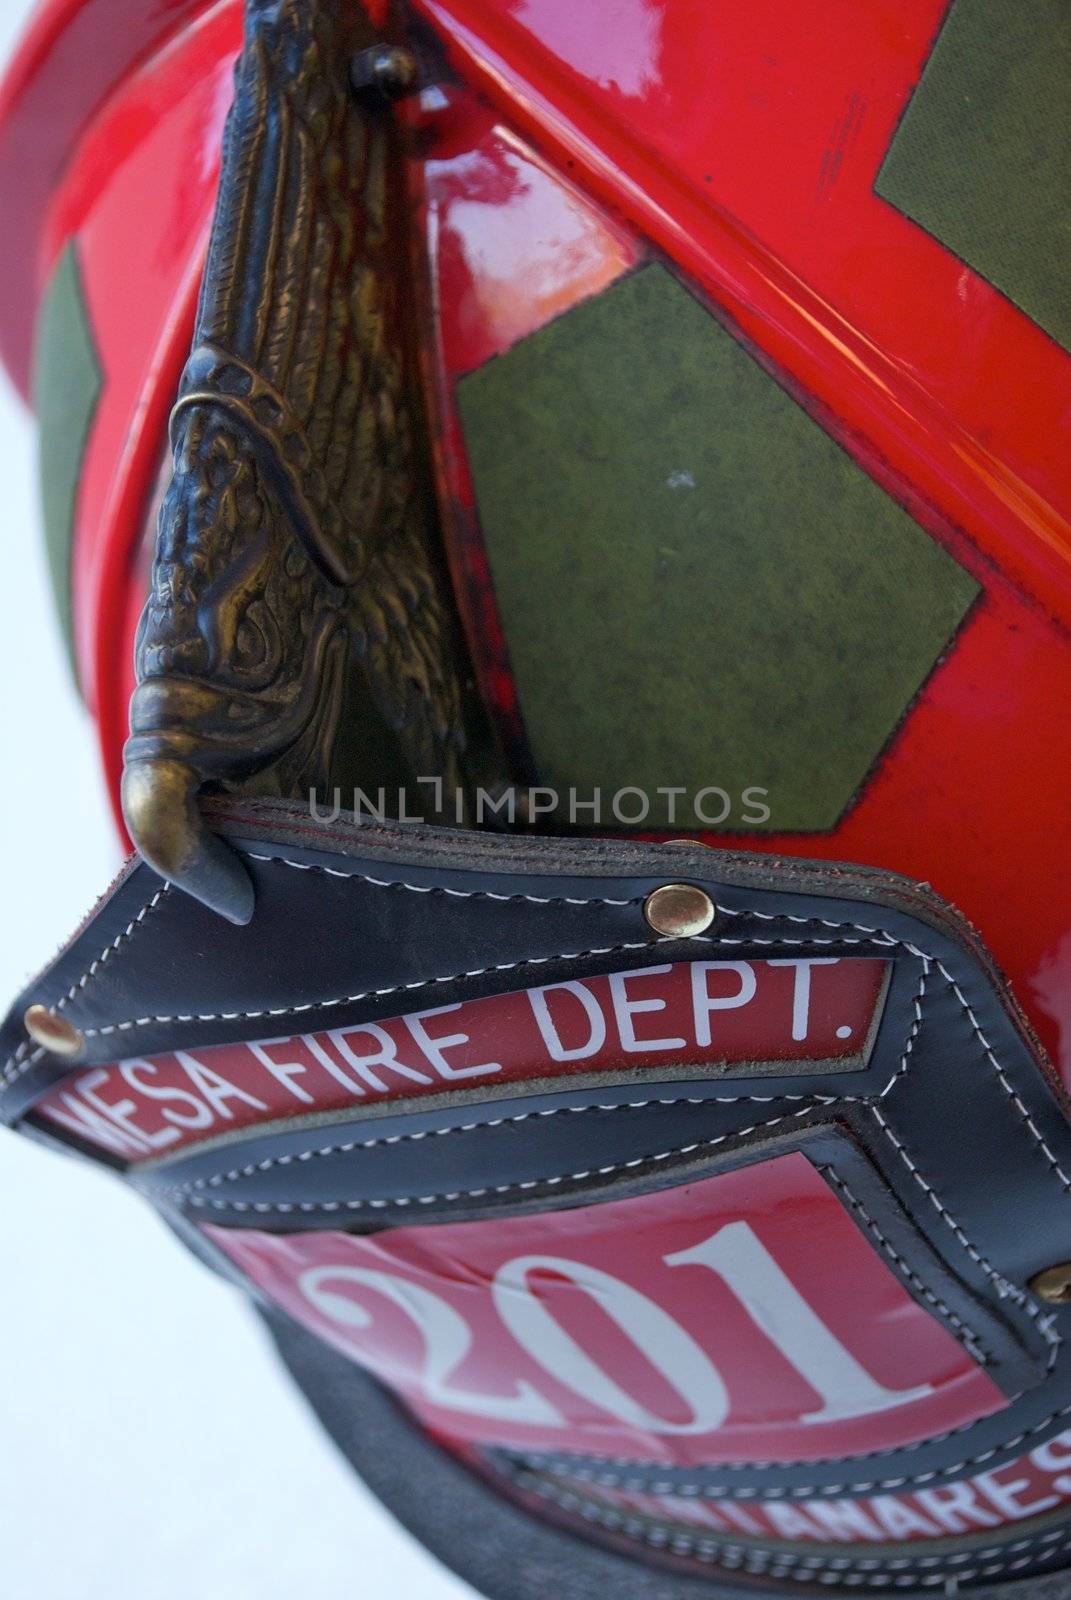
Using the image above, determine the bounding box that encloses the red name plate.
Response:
[37,958,888,1160]
[207,1152,1002,1466]
[526,1434,1071,1545]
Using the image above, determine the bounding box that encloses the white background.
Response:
[0,5,475,1594]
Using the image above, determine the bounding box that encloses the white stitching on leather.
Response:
[718,899,1071,1193]
[717,902,888,934]
[877,959,928,1099]
[170,1104,988,1365]
[171,945,1059,1370]
[508,1393,1071,1497]
[817,1165,987,1365]
[5,853,1067,1497]
[0,886,171,1086]
[79,926,915,1039]
[164,959,931,1197]
[38,932,911,1039]
[514,1473,1071,1587]
[84,878,1055,1382]
[869,1104,1059,1373]
[3,1044,46,1085]
[162,1092,839,1196]
[518,1472,1071,1577]
[0,860,635,1085]
[244,851,639,906]
[80,939,660,1038]
[931,956,1071,1192]
[6,853,1067,1222]
[6,860,1062,1349]
[183,1104,819,1212]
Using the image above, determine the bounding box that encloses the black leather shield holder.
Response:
[4,798,1071,1599]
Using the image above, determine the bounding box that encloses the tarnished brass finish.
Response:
[350,44,419,100]
[1029,1262,1071,1305]
[643,883,717,938]
[23,1005,85,1060]
[123,0,471,922]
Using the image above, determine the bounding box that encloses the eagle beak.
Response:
[121,757,255,926]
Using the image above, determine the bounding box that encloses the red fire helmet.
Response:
[2,3,1070,1596]
[3,0,1069,1079]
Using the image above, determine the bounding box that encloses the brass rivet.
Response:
[23,1005,85,1060]
[644,883,716,938]
[1029,1263,1071,1305]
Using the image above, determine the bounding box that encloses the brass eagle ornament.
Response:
[123,0,472,922]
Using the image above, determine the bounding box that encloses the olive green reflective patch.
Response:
[32,242,103,685]
[877,0,1071,351]
[457,264,978,832]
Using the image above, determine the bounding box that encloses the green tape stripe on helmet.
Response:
[32,240,103,689]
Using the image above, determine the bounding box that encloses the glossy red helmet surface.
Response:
[3,0,1067,1087]
[2,4,1070,1595]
